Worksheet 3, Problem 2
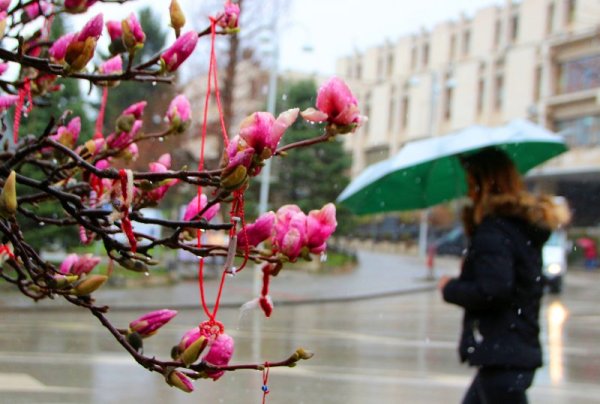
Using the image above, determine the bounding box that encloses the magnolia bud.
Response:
[116,114,135,133]
[166,369,194,393]
[179,335,207,366]
[295,347,314,361]
[169,0,185,37]
[126,331,144,353]
[119,258,148,273]
[51,274,79,289]
[0,170,17,217]
[72,274,107,295]
[65,37,97,72]
[220,165,248,191]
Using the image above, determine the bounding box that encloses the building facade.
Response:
[336,0,600,225]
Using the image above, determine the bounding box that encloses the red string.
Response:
[13,78,32,144]
[261,362,270,404]
[95,87,109,139]
[118,169,137,254]
[0,244,15,260]
[195,15,250,324]
[196,19,217,321]
[209,21,229,147]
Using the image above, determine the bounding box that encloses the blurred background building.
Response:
[335,0,600,227]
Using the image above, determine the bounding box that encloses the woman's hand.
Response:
[437,275,452,291]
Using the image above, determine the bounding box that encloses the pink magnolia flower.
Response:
[202,333,234,381]
[238,108,299,160]
[24,1,52,20]
[122,101,147,119]
[0,0,9,13]
[48,33,76,62]
[165,94,191,133]
[106,20,122,41]
[147,154,177,202]
[0,63,8,75]
[122,12,145,50]
[216,1,240,30]
[99,55,122,75]
[0,94,18,111]
[177,327,201,352]
[225,136,254,169]
[129,309,177,338]
[306,203,337,254]
[237,211,276,248]
[59,253,101,276]
[122,142,139,162]
[106,119,142,149]
[158,153,171,168]
[183,194,220,222]
[64,0,98,13]
[301,77,365,132]
[273,205,308,261]
[50,116,81,148]
[77,13,104,41]
[160,31,198,73]
[64,14,104,71]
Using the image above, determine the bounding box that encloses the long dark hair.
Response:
[461,147,524,224]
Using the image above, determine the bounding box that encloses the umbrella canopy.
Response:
[337,119,567,215]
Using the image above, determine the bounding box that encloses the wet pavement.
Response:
[1,251,600,403]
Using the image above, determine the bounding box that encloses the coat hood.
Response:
[463,193,571,238]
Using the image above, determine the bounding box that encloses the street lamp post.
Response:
[257,29,279,218]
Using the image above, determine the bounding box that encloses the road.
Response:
[0,251,599,403]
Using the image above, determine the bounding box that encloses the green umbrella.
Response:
[337,119,567,215]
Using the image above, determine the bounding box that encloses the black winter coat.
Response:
[443,212,551,370]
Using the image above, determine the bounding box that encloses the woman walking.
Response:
[438,147,570,404]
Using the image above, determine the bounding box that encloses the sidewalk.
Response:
[0,251,462,311]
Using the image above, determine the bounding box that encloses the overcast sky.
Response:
[73,0,504,76]
[278,0,503,75]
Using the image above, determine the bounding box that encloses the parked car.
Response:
[431,226,467,257]
[542,230,569,294]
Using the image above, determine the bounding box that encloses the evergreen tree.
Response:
[103,7,171,131]
[20,15,92,139]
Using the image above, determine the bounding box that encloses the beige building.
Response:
[336,0,600,225]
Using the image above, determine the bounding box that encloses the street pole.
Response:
[418,72,439,259]
[254,24,279,299]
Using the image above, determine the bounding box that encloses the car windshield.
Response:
[545,231,565,247]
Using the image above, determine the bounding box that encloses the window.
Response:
[444,86,453,120]
[449,34,456,60]
[411,46,417,70]
[355,62,362,80]
[533,66,542,101]
[494,20,502,48]
[555,115,600,147]
[388,88,396,131]
[494,74,504,111]
[546,3,555,34]
[387,53,394,77]
[510,14,519,42]
[364,92,371,134]
[558,54,600,94]
[422,42,430,67]
[462,29,471,56]
[401,96,410,129]
[566,0,576,24]
[377,55,384,79]
[477,78,485,115]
